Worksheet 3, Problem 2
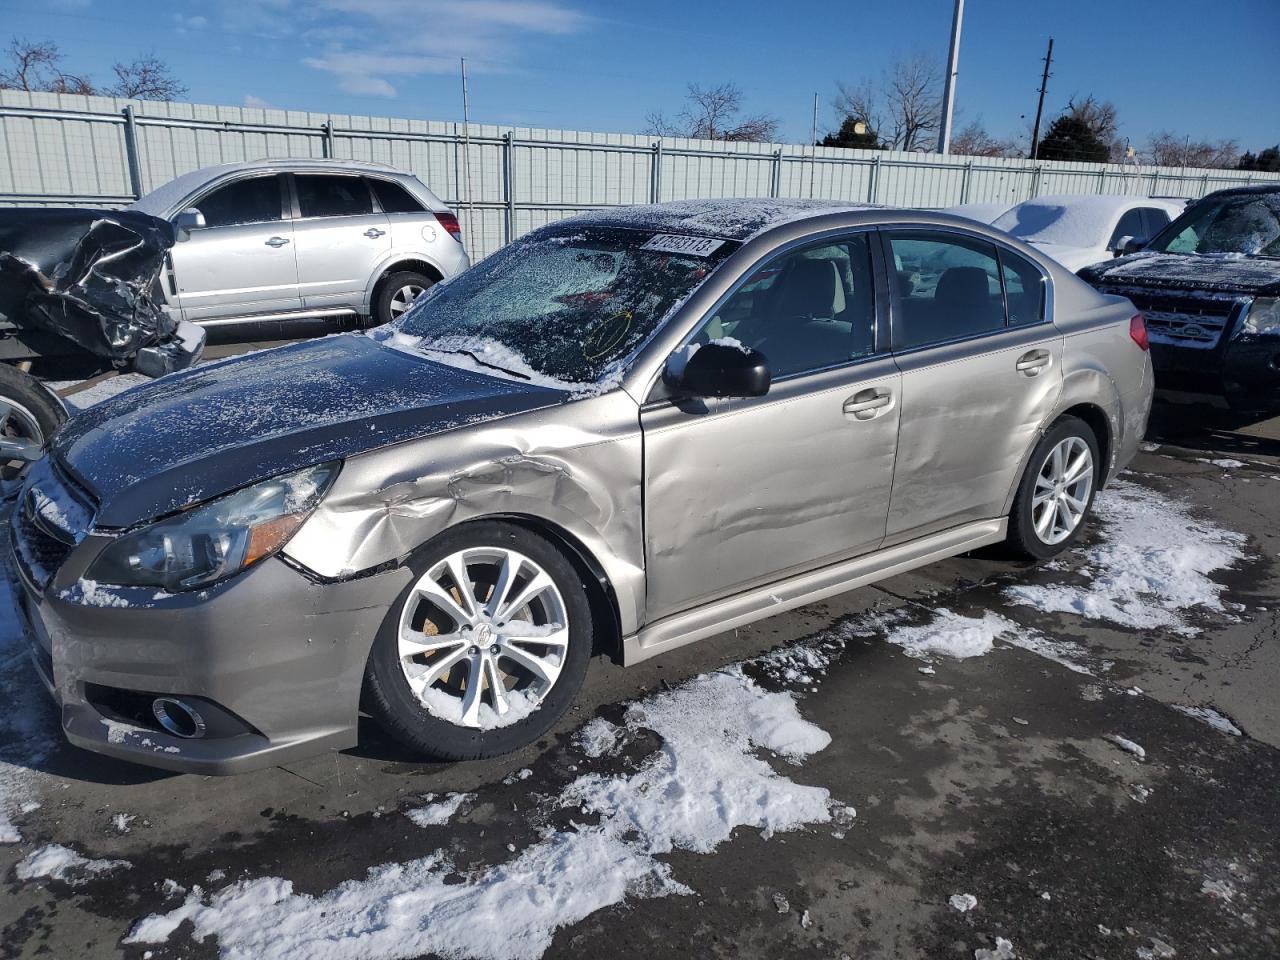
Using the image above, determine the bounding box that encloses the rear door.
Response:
[881,229,1062,544]
[290,173,391,309]
[168,173,300,321]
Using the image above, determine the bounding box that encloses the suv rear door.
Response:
[169,173,301,321]
[290,173,391,311]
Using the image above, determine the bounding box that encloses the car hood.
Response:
[1079,251,1280,296]
[54,333,569,528]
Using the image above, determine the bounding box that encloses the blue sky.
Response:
[4,0,1278,150]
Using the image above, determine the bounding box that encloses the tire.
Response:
[1006,415,1100,561]
[0,364,67,482]
[364,520,594,761]
[373,270,434,326]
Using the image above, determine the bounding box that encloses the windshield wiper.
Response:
[417,346,532,380]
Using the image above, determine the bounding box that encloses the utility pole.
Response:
[460,57,473,258]
[937,0,964,154]
[1029,38,1053,160]
[808,91,819,197]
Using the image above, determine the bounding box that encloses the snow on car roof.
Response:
[555,198,882,242]
[128,159,401,217]
[994,195,1184,248]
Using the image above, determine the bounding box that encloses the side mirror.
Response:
[173,208,206,240]
[1111,235,1145,256]
[664,340,771,399]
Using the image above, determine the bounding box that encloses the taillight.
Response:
[434,211,462,243]
[1129,312,1149,351]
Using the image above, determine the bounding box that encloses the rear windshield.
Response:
[384,225,738,389]
[1148,192,1280,258]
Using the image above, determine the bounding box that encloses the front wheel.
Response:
[364,521,593,761]
[1006,416,1100,560]
[0,364,67,482]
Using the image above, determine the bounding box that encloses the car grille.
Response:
[1099,287,1242,350]
[10,457,96,593]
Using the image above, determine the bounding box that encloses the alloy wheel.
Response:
[397,547,570,728]
[0,397,47,473]
[1032,435,1094,545]
[389,283,425,318]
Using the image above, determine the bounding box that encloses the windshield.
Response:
[1147,192,1280,258]
[385,225,737,389]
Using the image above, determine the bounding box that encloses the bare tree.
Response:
[949,120,1019,158]
[645,82,778,142]
[1144,131,1241,169]
[834,53,942,151]
[107,54,187,101]
[0,37,94,94]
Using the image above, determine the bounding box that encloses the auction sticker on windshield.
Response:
[641,234,726,257]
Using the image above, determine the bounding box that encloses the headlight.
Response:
[1240,297,1280,337]
[88,463,338,592]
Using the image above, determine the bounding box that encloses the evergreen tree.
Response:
[1036,113,1110,163]
[820,115,883,150]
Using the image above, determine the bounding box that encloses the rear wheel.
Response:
[364,521,593,761]
[1007,416,1099,560]
[0,364,66,481]
[373,270,434,326]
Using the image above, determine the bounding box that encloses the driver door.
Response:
[640,232,901,623]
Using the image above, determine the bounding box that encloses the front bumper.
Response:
[131,319,206,378]
[6,526,411,774]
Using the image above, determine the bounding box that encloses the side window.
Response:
[195,176,282,227]
[1108,208,1147,248]
[1140,207,1171,239]
[295,174,374,218]
[888,233,1005,350]
[368,178,426,213]
[998,249,1045,326]
[687,234,877,379]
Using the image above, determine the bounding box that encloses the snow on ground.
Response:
[576,717,623,758]
[127,665,838,960]
[881,610,1016,661]
[1005,480,1247,635]
[1173,705,1244,737]
[949,893,978,912]
[1105,734,1147,760]
[404,793,471,828]
[16,843,129,883]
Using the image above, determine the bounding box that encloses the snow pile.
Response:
[16,843,130,884]
[127,666,838,960]
[884,610,1017,661]
[576,717,623,758]
[1173,705,1243,737]
[404,793,470,828]
[1006,480,1247,635]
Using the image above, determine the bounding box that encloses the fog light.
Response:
[152,697,207,739]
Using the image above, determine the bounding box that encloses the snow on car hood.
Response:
[1080,250,1280,296]
[53,333,568,528]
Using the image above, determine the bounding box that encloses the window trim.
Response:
[289,171,379,222]
[877,225,1052,357]
[186,172,290,229]
[645,226,888,403]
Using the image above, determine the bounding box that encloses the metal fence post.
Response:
[1098,166,1107,193]
[121,104,143,199]
[1031,164,1043,198]
[960,160,973,203]
[322,121,336,159]
[650,141,663,203]
[503,131,516,243]
[770,149,782,198]
[868,155,881,203]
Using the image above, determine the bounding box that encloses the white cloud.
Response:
[173,13,209,31]
[243,94,272,109]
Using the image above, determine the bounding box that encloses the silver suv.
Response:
[128,159,470,337]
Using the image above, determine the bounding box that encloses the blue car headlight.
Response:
[1239,297,1280,337]
[87,463,338,592]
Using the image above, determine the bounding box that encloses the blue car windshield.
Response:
[389,225,738,388]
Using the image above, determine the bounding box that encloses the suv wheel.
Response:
[1007,415,1100,560]
[374,270,434,326]
[364,521,593,761]
[0,364,66,481]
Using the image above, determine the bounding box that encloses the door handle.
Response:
[1016,349,1051,376]
[264,236,290,248]
[843,386,895,421]
[364,228,386,238]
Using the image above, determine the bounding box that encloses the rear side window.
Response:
[998,249,1045,326]
[1109,208,1147,248]
[887,233,1006,350]
[196,176,282,227]
[369,178,426,213]
[295,175,374,218]
[1140,207,1171,239]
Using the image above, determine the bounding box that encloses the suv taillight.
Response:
[434,211,462,243]
[1129,312,1149,351]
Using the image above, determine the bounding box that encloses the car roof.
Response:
[1203,183,1280,199]
[553,198,884,242]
